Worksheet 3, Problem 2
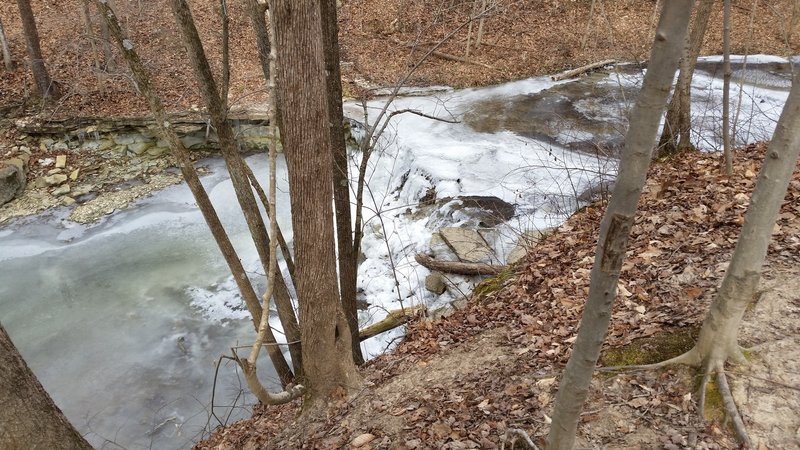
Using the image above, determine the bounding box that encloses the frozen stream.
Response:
[0,55,793,449]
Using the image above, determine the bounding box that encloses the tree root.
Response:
[500,428,540,450]
[597,347,754,448]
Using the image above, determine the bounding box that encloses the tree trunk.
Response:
[722,0,733,175]
[16,0,59,99]
[272,0,362,408]
[547,2,692,448]
[320,0,364,366]
[1,18,14,71]
[167,0,304,378]
[92,0,296,386]
[657,0,713,158]
[692,69,800,373]
[0,323,92,450]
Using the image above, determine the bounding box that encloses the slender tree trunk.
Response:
[548,2,692,448]
[320,0,364,365]
[0,18,12,71]
[16,0,59,99]
[272,0,362,408]
[167,0,303,378]
[657,0,714,158]
[722,0,733,175]
[693,69,800,373]
[92,0,296,386]
[0,323,92,450]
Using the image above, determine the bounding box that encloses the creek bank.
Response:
[0,113,279,224]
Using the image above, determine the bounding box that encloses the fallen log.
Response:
[551,59,616,81]
[358,305,425,341]
[415,253,505,276]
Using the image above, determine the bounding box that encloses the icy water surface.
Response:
[0,55,793,449]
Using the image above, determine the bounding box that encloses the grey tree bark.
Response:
[167,0,304,379]
[0,323,92,450]
[657,0,714,158]
[272,0,362,408]
[547,2,693,448]
[91,0,296,387]
[722,0,733,175]
[0,18,12,71]
[16,0,59,99]
[320,0,365,365]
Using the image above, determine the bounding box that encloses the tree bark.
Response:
[657,0,714,158]
[16,0,59,99]
[547,2,692,448]
[0,18,12,71]
[0,323,92,450]
[272,0,362,408]
[167,0,303,378]
[320,0,364,366]
[92,0,296,386]
[722,0,733,175]
[415,253,504,276]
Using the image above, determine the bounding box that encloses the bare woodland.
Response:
[0,0,798,448]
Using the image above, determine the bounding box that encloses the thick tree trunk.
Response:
[0,323,92,450]
[320,0,364,366]
[693,69,800,367]
[657,0,713,158]
[16,0,59,99]
[167,0,303,378]
[92,0,296,386]
[0,18,14,71]
[272,0,362,408]
[548,2,692,448]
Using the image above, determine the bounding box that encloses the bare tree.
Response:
[272,0,362,407]
[722,0,733,175]
[16,0,59,99]
[167,0,304,378]
[320,0,365,366]
[616,66,800,449]
[91,0,297,388]
[0,18,13,71]
[0,323,92,449]
[657,0,714,158]
[547,2,693,448]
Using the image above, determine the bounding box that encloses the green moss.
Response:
[473,266,515,300]
[698,378,726,422]
[600,327,699,367]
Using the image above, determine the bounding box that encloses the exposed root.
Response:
[597,347,700,372]
[500,428,540,450]
[715,367,753,448]
[698,362,712,419]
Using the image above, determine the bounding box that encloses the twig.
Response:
[551,59,616,81]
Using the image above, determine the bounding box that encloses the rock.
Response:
[439,227,495,263]
[94,139,116,151]
[47,168,62,175]
[69,169,80,180]
[44,173,68,186]
[0,164,25,206]
[180,134,207,150]
[146,146,169,158]
[350,433,376,448]
[52,142,69,152]
[61,196,76,206]
[128,142,153,155]
[425,272,447,295]
[506,229,550,265]
[40,138,55,149]
[55,154,67,168]
[113,132,149,146]
[456,195,516,227]
[33,177,48,189]
[52,184,71,196]
[429,232,456,261]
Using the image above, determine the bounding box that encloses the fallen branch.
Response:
[359,305,425,341]
[415,253,505,276]
[550,59,616,81]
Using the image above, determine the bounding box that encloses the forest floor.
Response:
[1,0,799,449]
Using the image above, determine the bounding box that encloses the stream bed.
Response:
[0,55,793,449]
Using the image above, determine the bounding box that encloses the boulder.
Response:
[439,227,495,263]
[44,173,68,186]
[506,229,551,265]
[0,155,29,206]
[425,272,447,295]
